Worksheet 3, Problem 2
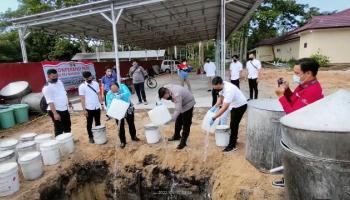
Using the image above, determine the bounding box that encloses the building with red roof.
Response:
[254,8,350,63]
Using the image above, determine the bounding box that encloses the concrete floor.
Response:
[71,72,265,111]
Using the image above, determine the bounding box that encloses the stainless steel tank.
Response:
[21,93,47,113]
[280,90,350,200]
[245,99,285,172]
[0,81,31,100]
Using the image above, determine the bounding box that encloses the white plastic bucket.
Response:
[215,125,231,147]
[107,99,130,120]
[0,139,19,151]
[16,141,36,158]
[40,140,60,166]
[144,124,160,144]
[34,134,52,150]
[19,133,37,142]
[92,125,107,145]
[148,105,172,126]
[0,150,16,165]
[0,162,19,197]
[201,110,220,133]
[55,133,74,156]
[18,151,43,181]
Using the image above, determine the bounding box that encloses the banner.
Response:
[42,61,96,90]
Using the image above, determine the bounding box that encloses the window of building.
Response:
[304,43,307,48]
[276,49,281,52]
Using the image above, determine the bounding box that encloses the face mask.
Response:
[233,59,237,63]
[214,88,223,92]
[49,78,58,83]
[248,58,253,61]
[167,96,173,101]
[293,75,301,84]
[86,79,93,84]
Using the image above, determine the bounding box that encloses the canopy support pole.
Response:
[18,26,31,63]
[101,4,123,83]
[220,0,226,80]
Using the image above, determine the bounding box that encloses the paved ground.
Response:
[71,71,256,111]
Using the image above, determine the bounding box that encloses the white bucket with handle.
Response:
[107,99,130,120]
[0,162,20,197]
[18,151,43,181]
[0,139,18,151]
[16,141,37,158]
[19,133,37,142]
[40,140,60,166]
[0,150,16,165]
[201,110,220,133]
[92,125,107,145]
[144,124,160,144]
[55,133,74,156]
[148,104,172,126]
[34,134,53,150]
[215,125,231,147]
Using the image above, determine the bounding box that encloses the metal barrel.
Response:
[280,90,350,200]
[20,93,47,113]
[245,99,285,172]
[281,140,350,200]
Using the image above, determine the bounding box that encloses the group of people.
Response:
[42,55,323,156]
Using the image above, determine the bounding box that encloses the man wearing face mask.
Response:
[203,58,216,92]
[275,58,324,114]
[129,60,148,105]
[230,55,243,88]
[42,69,72,136]
[246,53,262,99]
[210,76,247,152]
[158,85,196,149]
[79,71,104,143]
[272,58,324,188]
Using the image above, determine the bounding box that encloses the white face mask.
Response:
[293,74,301,84]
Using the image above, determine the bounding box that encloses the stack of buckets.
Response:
[0,104,29,130]
[0,132,75,197]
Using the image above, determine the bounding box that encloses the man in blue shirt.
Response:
[106,82,140,148]
[101,66,117,102]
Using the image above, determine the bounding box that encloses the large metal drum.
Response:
[245,99,285,172]
[0,81,31,100]
[21,93,47,113]
[280,90,350,200]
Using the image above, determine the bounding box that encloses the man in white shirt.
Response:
[42,69,72,136]
[210,76,247,152]
[229,55,243,88]
[203,58,216,92]
[79,71,104,143]
[246,53,262,99]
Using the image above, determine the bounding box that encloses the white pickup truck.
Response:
[160,60,181,73]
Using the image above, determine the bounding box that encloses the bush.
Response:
[287,58,297,70]
[310,51,330,67]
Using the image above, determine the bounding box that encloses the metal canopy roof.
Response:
[11,0,261,49]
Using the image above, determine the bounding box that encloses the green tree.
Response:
[0,0,92,63]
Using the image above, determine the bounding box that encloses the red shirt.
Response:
[279,79,324,114]
[177,63,188,70]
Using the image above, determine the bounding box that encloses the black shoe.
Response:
[272,178,285,188]
[120,143,126,149]
[177,143,186,149]
[132,137,140,142]
[168,136,181,141]
[89,138,95,144]
[207,89,212,92]
[223,145,237,152]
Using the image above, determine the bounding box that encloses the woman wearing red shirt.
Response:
[177,59,192,91]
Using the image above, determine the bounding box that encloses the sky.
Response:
[0,0,349,13]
